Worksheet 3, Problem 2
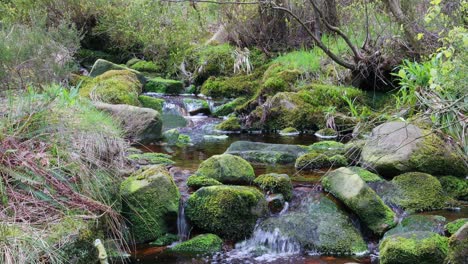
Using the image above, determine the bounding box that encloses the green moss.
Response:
[254,173,293,201]
[215,116,241,131]
[138,95,164,112]
[192,44,236,85]
[348,166,383,182]
[177,134,191,146]
[445,219,468,235]
[145,77,184,94]
[187,175,223,189]
[130,60,159,72]
[186,185,267,240]
[295,152,347,170]
[196,154,254,185]
[89,59,146,84]
[280,127,299,134]
[127,153,174,166]
[169,234,223,254]
[391,172,446,212]
[213,97,247,117]
[343,140,365,163]
[126,58,141,67]
[200,74,261,99]
[445,223,468,264]
[315,128,338,137]
[183,98,210,115]
[120,165,180,243]
[384,215,447,237]
[149,233,179,246]
[379,231,449,264]
[309,140,345,152]
[322,167,396,235]
[79,70,142,105]
[439,176,468,200]
[409,134,467,177]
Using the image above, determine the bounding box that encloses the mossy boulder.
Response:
[280,127,299,135]
[89,59,146,84]
[254,173,293,201]
[308,140,345,155]
[120,165,180,243]
[79,70,142,105]
[361,122,467,177]
[183,98,210,115]
[257,194,367,255]
[445,219,468,235]
[226,141,308,164]
[295,152,347,170]
[169,234,223,255]
[445,223,468,264]
[385,215,447,237]
[195,154,255,185]
[127,152,174,166]
[200,74,260,99]
[348,166,384,182]
[138,95,164,112]
[213,97,246,117]
[315,128,338,138]
[93,102,162,144]
[322,167,396,235]
[162,129,191,146]
[144,77,184,94]
[215,116,241,131]
[129,60,159,73]
[439,176,468,200]
[389,172,446,212]
[186,175,223,189]
[379,231,449,264]
[186,185,267,240]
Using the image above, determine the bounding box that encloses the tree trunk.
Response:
[325,0,339,27]
[383,0,421,52]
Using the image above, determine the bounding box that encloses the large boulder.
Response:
[254,173,293,201]
[257,193,367,255]
[120,165,180,243]
[379,231,449,264]
[361,121,467,177]
[183,98,210,115]
[79,70,142,105]
[186,185,267,240]
[168,234,223,255]
[445,223,468,264]
[94,102,163,144]
[322,167,396,235]
[89,59,146,84]
[195,154,255,185]
[225,141,308,164]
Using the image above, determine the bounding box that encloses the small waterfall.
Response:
[177,199,190,241]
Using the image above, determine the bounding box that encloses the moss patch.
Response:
[348,166,383,182]
[130,60,159,72]
[295,152,347,170]
[187,175,223,189]
[195,154,254,185]
[445,219,468,235]
[439,176,468,200]
[213,97,246,117]
[145,77,184,94]
[138,95,164,112]
[215,116,241,131]
[186,185,267,240]
[169,234,223,255]
[149,233,179,246]
[254,173,293,201]
[127,153,174,166]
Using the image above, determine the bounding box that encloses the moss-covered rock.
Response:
[79,70,142,105]
[215,116,241,131]
[309,140,345,154]
[225,141,308,164]
[385,215,447,237]
[348,166,384,182]
[379,231,449,264]
[213,97,246,117]
[254,173,293,201]
[343,140,365,164]
[258,194,367,255]
[315,128,338,138]
[149,233,179,246]
[295,152,347,170]
[93,102,163,144]
[195,154,255,185]
[163,129,191,146]
[120,165,180,243]
[192,44,236,85]
[201,74,260,99]
[439,176,468,200]
[322,167,396,235]
[361,122,467,177]
[89,59,146,84]
[183,98,210,115]
[186,185,267,240]
[445,223,468,264]
[127,152,174,166]
[129,60,159,73]
[445,219,468,235]
[280,127,299,135]
[145,77,184,94]
[168,234,223,255]
[138,95,164,112]
[186,175,223,189]
[390,172,446,212]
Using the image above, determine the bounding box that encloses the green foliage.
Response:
[185,185,267,240]
[144,77,184,94]
[79,70,142,105]
[215,117,241,131]
[253,173,293,201]
[445,219,468,235]
[138,95,165,112]
[169,234,223,254]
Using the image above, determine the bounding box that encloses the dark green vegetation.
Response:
[168,234,223,255]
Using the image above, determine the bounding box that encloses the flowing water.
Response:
[128,93,468,264]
